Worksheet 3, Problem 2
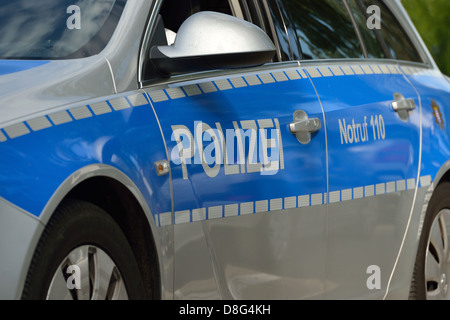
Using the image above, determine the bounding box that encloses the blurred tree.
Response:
[402,0,450,75]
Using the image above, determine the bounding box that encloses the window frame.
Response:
[262,0,299,61]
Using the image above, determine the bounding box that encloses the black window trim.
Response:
[238,0,253,24]
[261,0,295,61]
[342,0,368,59]
[268,0,304,61]
[244,0,285,62]
[138,0,163,88]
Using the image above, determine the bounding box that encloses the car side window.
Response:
[344,0,387,59]
[281,0,365,60]
[256,0,292,61]
[347,0,422,62]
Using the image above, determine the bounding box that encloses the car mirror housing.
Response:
[149,11,276,77]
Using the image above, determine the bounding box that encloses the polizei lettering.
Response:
[171,118,285,179]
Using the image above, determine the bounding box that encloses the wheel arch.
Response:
[34,164,166,300]
[403,161,450,298]
[433,162,450,188]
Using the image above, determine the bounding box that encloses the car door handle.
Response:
[392,97,416,112]
[289,110,321,144]
[289,118,321,133]
[392,93,415,120]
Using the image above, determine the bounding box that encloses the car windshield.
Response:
[0,0,126,59]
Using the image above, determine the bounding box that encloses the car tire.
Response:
[409,182,450,300]
[21,199,147,300]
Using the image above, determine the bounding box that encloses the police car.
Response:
[1,0,449,300]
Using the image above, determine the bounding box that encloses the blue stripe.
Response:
[0,60,50,76]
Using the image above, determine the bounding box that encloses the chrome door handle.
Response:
[392,98,416,111]
[289,110,321,144]
[392,93,416,121]
[289,118,321,133]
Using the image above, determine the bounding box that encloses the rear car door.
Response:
[141,0,329,299]
[280,0,424,298]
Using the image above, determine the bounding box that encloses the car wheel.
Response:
[410,182,450,300]
[22,199,146,300]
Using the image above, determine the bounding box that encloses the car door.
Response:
[279,0,423,298]
[141,0,329,299]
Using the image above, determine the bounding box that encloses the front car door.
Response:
[140,0,329,299]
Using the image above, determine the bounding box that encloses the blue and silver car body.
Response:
[0,0,449,300]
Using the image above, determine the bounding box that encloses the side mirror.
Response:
[150,11,276,76]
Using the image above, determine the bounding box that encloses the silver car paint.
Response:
[0,197,44,299]
[383,185,432,299]
[0,57,114,128]
[103,0,154,93]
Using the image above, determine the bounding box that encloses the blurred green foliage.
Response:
[402,0,450,75]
